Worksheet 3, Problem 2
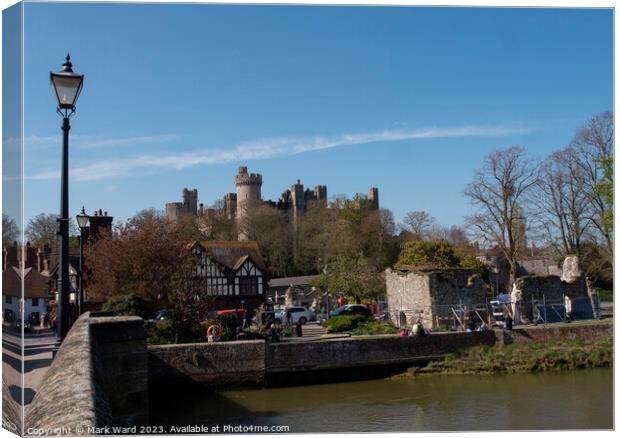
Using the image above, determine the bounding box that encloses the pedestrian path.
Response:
[302,322,329,337]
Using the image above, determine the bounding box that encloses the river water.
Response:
[151,368,613,432]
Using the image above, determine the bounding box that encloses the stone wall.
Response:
[265,332,497,373]
[25,313,148,434]
[146,322,612,388]
[497,322,612,345]
[385,268,487,329]
[148,340,266,387]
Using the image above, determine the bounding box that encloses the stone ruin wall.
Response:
[385,268,487,330]
[385,268,432,328]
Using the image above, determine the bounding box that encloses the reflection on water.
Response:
[150,368,613,432]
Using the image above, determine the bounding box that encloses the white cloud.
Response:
[9,133,182,150]
[27,124,531,182]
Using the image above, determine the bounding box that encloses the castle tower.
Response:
[291,179,305,224]
[369,187,379,210]
[314,185,327,206]
[223,193,237,220]
[182,188,198,215]
[235,166,262,240]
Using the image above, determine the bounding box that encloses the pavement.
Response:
[2,328,57,405]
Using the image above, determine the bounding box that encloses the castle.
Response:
[165,166,379,240]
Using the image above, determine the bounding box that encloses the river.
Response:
[150,368,613,432]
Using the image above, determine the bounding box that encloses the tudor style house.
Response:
[189,240,269,314]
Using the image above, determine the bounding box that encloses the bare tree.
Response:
[400,210,436,239]
[464,146,539,286]
[571,111,614,253]
[532,147,591,256]
[2,214,19,246]
[26,213,78,247]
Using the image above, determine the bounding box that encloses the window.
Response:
[32,298,39,307]
[239,277,258,295]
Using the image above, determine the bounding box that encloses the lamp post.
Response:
[51,54,84,343]
[76,206,90,315]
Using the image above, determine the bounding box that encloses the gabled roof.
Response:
[2,266,51,298]
[191,240,268,273]
[269,275,320,288]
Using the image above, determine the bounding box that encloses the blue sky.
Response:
[5,3,613,230]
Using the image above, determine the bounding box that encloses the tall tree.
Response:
[313,255,385,304]
[571,111,614,253]
[464,146,539,286]
[2,214,19,247]
[532,147,591,256]
[400,210,436,239]
[26,213,78,247]
[85,212,197,303]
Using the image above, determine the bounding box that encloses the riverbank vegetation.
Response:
[406,337,612,375]
[322,314,398,335]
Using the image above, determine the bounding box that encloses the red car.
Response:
[216,309,247,320]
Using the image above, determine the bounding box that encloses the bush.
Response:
[350,320,399,336]
[146,320,205,345]
[321,314,370,332]
[102,294,154,319]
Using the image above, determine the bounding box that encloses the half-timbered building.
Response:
[189,240,269,313]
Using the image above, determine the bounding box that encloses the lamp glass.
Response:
[51,73,84,109]
[76,213,89,229]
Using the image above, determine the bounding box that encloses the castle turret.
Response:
[314,185,327,206]
[235,166,262,240]
[182,188,198,215]
[165,188,199,222]
[369,187,379,210]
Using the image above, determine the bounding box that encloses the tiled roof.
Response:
[2,266,51,298]
[269,275,320,288]
[193,240,268,273]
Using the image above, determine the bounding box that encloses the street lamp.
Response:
[76,206,90,316]
[51,54,84,343]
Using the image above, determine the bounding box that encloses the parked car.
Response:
[147,309,176,323]
[329,304,372,318]
[274,306,316,325]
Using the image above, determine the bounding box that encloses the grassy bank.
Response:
[405,337,612,375]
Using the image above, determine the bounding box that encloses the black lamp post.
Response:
[76,206,90,316]
[51,54,84,342]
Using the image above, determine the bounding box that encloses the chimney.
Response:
[37,249,43,272]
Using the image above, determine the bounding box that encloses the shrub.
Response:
[146,320,205,345]
[350,320,399,336]
[102,294,154,319]
[321,314,370,332]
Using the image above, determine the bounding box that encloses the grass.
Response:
[406,337,612,375]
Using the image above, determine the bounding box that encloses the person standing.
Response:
[564,295,573,323]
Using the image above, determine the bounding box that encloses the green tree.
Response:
[397,240,461,268]
[595,156,613,236]
[313,255,384,304]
